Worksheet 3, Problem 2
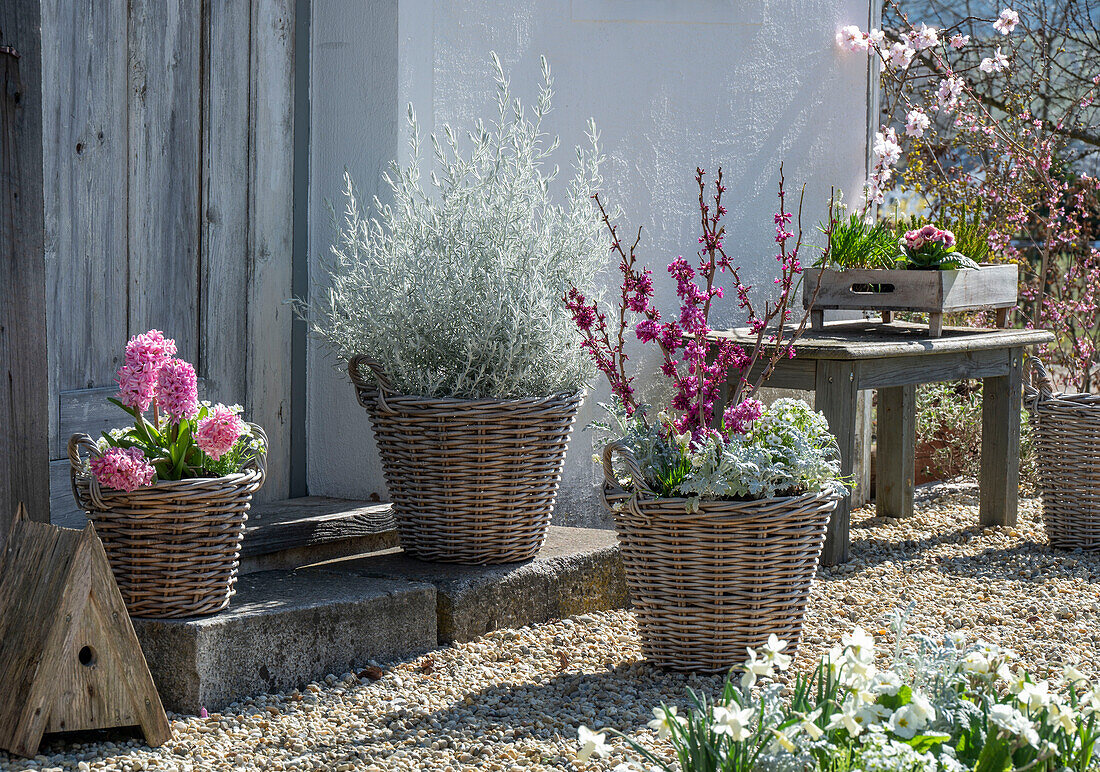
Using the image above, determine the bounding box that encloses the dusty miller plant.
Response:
[299,53,606,399]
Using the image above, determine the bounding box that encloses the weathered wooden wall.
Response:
[40,0,295,524]
[0,0,51,541]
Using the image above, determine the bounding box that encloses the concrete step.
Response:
[312,525,629,643]
[131,526,627,714]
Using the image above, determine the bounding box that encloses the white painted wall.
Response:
[307,0,875,524]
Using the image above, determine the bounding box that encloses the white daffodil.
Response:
[1062,664,1087,687]
[770,727,797,753]
[1082,684,1100,715]
[577,726,611,761]
[843,627,876,662]
[647,706,681,740]
[712,705,755,742]
[762,634,793,671]
[827,700,866,737]
[1017,680,1051,711]
[998,664,1028,694]
[1046,699,1078,734]
[742,649,774,690]
[795,709,824,741]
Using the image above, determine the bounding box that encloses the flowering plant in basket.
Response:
[86,330,265,492]
[566,166,845,503]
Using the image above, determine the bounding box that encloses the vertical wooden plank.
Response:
[980,348,1022,527]
[248,0,294,499]
[41,0,129,459]
[815,360,858,565]
[200,0,251,406]
[876,384,915,519]
[0,1,51,531]
[127,0,201,362]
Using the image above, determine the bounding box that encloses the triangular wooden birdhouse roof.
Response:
[0,505,171,757]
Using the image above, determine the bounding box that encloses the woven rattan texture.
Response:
[1026,357,1100,551]
[601,440,838,672]
[68,425,267,619]
[349,355,582,565]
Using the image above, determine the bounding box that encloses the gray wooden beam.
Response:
[980,347,1023,527]
[815,360,858,566]
[876,384,916,518]
[0,0,50,532]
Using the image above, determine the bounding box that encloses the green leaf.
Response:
[975,733,1014,772]
[905,733,951,753]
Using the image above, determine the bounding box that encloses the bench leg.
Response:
[877,384,915,518]
[816,361,858,565]
[980,349,1022,527]
[811,309,825,330]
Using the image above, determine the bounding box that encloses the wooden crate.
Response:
[803,264,1019,337]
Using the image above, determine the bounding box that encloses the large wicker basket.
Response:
[1026,357,1100,550]
[601,440,839,672]
[349,355,582,565]
[68,425,267,619]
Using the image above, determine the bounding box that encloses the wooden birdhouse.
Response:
[0,505,171,757]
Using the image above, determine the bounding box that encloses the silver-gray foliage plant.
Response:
[300,53,606,399]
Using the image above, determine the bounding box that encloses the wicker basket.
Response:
[348,355,582,565]
[68,425,267,619]
[601,440,839,672]
[1025,357,1100,550]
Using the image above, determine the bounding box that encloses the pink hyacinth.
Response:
[115,330,178,412]
[156,359,199,421]
[196,406,246,461]
[125,329,177,369]
[90,446,155,492]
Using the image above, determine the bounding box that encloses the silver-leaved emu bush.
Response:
[298,52,606,400]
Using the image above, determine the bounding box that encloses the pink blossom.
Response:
[867,28,886,50]
[980,48,1010,74]
[993,8,1019,35]
[196,406,246,461]
[156,359,199,421]
[949,34,970,49]
[836,25,869,53]
[887,41,916,69]
[936,76,964,111]
[905,109,930,137]
[125,329,177,370]
[724,398,764,435]
[90,446,155,492]
[873,128,902,166]
[911,23,939,51]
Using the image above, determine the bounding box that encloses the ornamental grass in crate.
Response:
[565,166,845,673]
[298,54,605,565]
[69,330,266,619]
[805,203,1018,337]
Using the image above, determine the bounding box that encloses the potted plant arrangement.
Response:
[805,205,1018,337]
[69,330,267,619]
[298,54,605,565]
[565,166,845,672]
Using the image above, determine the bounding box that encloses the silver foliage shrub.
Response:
[301,53,606,399]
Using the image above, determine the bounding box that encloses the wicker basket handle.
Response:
[68,433,108,511]
[241,422,269,484]
[348,354,397,414]
[601,440,655,497]
[1025,355,1056,401]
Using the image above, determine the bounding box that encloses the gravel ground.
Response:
[4,490,1099,772]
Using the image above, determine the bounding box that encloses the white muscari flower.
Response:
[712,705,755,741]
[993,8,1019,34]
[577,725,611,761]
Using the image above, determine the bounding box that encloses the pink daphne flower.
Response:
[993,8,1019,35]
[90,446,155,492]
[905,109,931,137]
[156,359,199,421]
[836,25,869,53]
[196,406,246,461]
